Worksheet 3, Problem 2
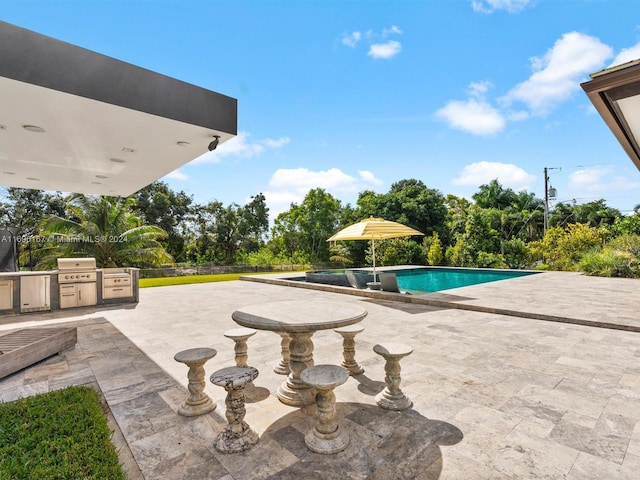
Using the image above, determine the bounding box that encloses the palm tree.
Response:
[35,194,174,268]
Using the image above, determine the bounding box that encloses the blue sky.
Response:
[4,0,640,218]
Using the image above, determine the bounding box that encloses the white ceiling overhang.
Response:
[0,21,237,197]
[581,59,640,172]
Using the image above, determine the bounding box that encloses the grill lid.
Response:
[57,257,97,271]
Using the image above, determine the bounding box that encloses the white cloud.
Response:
[262,191,301,219]
[264,167,383,217]
[468,81,492,97]
[163,169,188,181]
[191,131,289,164]
[569,167,609,190]
[609,42,640,68]
[566,167,640,202]
[368,40,402,60]
[341,31,361,48]
[358,170,384,185]
[341,26,402,59]
[453,161,536,191]
[268,167,380,193]
[471,0,532,14]
[435,99,506,136]
[382,25,402,37]
[262,137,291,148]
[504,32,613,115]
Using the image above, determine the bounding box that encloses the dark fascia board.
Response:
[581,61,640,172]
[0,21,237,135]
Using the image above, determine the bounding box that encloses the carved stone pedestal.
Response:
[223,328,256,367]
[300,364,350,454]
[210,365,259,453]
[334,325,365,375]
[174,347,218,416]
[373,343,413,411]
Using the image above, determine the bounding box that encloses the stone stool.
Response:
[173,347,218,416]
[210,365,260,453]
[373,343,413,411]
[224,327,256,366]
[273,331,291,375]
[334,325,365,375]
[300,364,350,454]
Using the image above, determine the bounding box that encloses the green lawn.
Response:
[139,271,301,288]
[0,386,126,479]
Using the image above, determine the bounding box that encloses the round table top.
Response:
[232,300,367,333]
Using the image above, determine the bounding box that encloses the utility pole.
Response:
[543,167,558,235]
[544,167,549,234]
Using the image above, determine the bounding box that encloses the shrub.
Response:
[476,251,507,268]
[427,233,444,266]
[579,248,640,278]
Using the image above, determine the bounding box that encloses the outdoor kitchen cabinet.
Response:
[59,283,97,309]
[0,279,13,310]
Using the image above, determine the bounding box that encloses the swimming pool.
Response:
[394,267,537,293]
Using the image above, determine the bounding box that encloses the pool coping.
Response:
[240,273,640,333]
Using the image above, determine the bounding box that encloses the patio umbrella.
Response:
[327,217,424,283]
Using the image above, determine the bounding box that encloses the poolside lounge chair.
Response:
[379,272,410,294]
[345,270,369,289]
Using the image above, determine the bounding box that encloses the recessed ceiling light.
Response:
[110,158,126,164]
[2,171,15,175]
[91,181,102,185]
[0,125,7,130]
[26,177,40,181]
[121,147,135,153]
[95,175,108,179]
[22,125,46,133]
[177,141,191,147]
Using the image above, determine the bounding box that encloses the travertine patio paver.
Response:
[0,271,639,479]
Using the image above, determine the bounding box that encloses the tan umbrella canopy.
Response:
[327,217,424,283]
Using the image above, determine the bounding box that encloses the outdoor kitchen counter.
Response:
[0,268,139,316]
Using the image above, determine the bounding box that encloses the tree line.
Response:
[1,178,639,277]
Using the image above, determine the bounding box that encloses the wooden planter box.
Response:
[0,327,77,379]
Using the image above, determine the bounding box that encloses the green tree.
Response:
[271,207,306,262]
[0,188,66,268]
[238,193,270,254]
[448,205,502,267]
[185,201,222,264]
[472,179,517,210]
[573,200,621,227]
[274,189,342,263]
[379,179,448,240]
[445,194,471,241]
[36,194,173,268]
[215,204,243,265]
[610,214,640,236]
[377,238,424,266]
[131,182,193,262]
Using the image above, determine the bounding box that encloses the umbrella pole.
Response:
[372,239,377,283]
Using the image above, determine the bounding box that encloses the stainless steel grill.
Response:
[57,257,97,283]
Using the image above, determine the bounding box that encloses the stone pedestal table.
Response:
[232,300,367,407]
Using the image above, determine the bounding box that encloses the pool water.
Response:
[394,267,537,293]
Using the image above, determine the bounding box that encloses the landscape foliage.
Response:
[1,178,639,277]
